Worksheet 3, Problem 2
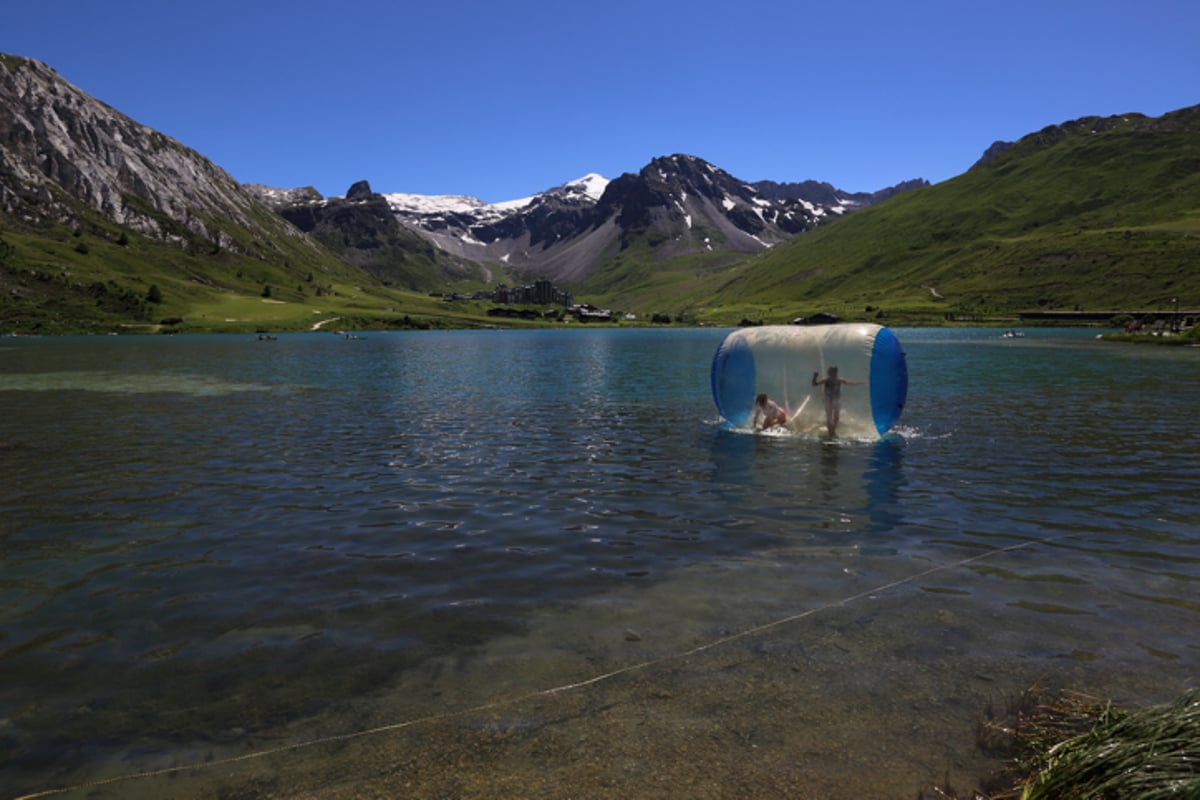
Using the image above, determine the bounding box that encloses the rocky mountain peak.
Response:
[595,153,858,253]
[346,180,374,201]
[0,53,301,252]
[271,153,928,284]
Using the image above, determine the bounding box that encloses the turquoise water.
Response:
[1,327,1197,797]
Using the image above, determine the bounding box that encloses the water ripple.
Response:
[1,329,1198,794]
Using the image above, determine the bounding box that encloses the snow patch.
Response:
[492,194,537,211]
[383,172,609,218]
[565,173,610,200]
[673,199,693,229]
[383,192,492,216]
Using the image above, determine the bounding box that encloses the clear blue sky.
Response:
[6,0,1197,202]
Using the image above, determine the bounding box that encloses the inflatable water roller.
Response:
[711,323,908,437]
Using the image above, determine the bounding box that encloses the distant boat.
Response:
[1001,330,1025,338]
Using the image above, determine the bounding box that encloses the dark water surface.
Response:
[1,328,1197,798]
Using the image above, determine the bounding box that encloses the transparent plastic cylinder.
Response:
[711,323,907,437]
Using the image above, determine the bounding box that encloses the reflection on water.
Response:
[0,370,281,395]
[1,328,1198,798]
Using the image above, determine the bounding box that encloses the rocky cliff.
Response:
[0,54,307,255]
[247,180,480,290]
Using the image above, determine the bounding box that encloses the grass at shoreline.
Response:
[969,687,1200,800]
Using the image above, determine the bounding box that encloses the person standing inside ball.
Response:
[812,365,859,436]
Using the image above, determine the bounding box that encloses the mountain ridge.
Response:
[2,50,1196,334]
[669,104,1200,323]
[0,52,928,324]
[250,155,928,286]
[0,54,465,333]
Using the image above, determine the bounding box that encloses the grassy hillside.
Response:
[573,232,750,321]
[583,107,1200,326]
[0,194,513,334]
[5,104,1198,333]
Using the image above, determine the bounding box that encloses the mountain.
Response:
[379,173,611,283]
[0,54,483,333]
[0,55,360,332]
[672,105,1200,324]
[245,179,485,291]
[0,55,305,255]
[3,50,1196,333]
[0,51,924,333]
[362,156,926,285]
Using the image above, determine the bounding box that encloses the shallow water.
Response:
[1,327,1197,798]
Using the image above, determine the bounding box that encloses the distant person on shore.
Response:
[812,366,860,436]
[753,393,788,430]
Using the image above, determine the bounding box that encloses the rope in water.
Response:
[15,537,1041,800]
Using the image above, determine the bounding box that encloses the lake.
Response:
[1,327,1197,799]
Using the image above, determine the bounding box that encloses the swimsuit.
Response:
[761,401,786,426]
